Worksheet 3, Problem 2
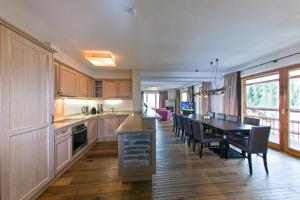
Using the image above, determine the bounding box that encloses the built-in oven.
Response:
[72,123,87,155]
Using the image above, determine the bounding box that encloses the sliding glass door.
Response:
[243,65,300,156]
[287,68,300,153]
[243,73,280,148]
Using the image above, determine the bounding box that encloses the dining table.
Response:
[187,114,253,158]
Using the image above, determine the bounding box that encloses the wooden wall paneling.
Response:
[59,65,78,96]
[0,25,54,200]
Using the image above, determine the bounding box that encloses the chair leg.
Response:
[263,153,269,174]
[199,143,203,158]
[248,154,253,175]
[193,140,196,152]
[241,150,246,159]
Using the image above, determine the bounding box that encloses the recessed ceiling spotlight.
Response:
[128,7,137,15]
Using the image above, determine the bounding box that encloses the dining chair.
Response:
[182,116,193,146]
[172,113,178,134]
[244,117,260,126]
[191,119,223,158]
[175,114,184,138]
[227,126,271,175]
[207,112,215,118]
[216,113,226,120]
[232,117,260,139]
[226,115,239,122]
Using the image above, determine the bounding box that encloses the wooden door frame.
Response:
[242,64,300,157]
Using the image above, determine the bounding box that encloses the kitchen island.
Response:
[116,109,160,182]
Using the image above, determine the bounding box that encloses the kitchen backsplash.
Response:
[54,98,133,119]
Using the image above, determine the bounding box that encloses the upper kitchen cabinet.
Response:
[78,73,88,97]
[103,80,117,98]
[58,64,78,97]
[87,78,95,97]
[117,80,132,98]
[0,22,55,200]
[102,80,132,98]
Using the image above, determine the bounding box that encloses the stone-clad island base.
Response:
[116,109,160,182]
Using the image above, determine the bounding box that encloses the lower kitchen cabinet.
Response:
[88,117,98,143]
[55,128,72,174]
[98,115,128,141]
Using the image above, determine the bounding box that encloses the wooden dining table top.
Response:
[187,114,253,132]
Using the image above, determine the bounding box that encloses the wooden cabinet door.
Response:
[119,115,128,125]
[55,128,72,174]
[54,61,60,96]
[78,74,88,97]
[99,116,120,141]
[88,117,98,143]
[87,78,95,97]
[117,80,132,98]
[103,80,117,98]
[59,65,78,96]
[0,26,54,200]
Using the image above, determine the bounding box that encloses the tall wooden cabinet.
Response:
[0,23,55,200]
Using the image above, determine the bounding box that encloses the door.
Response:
[117,80,132,98]
[103,80,117,98]
[88,118,98,143]
[59,65,78,96]
[99,116,120,141]
[243,73,280,149]
[0,26,54,200]
[55,128,72,174]
[286,67,300,155]
[78,73,88,97]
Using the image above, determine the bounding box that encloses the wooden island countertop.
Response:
[116,108,160,182]
[116,109,160,135]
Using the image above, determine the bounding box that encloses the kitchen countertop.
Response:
[116,108,161,135]
[54,111,131,130]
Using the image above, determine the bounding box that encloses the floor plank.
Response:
[39,121,300,200]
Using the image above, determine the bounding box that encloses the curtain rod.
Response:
[241,51,300,72]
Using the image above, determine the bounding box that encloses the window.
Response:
[143,92,160,108]
[244,73,280,144]
[180,92,188,102]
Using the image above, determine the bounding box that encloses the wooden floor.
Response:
[39,121,300,200]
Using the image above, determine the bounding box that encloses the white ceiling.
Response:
[1,0,300,90]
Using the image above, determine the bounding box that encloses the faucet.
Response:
[110,107,115,112]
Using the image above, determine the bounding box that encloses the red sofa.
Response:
[155,108,171,121]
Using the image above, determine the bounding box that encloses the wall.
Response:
[54,98,133,119]
[228,41,300,77]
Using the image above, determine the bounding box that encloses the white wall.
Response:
[228,41,300,77]
[63,98,133,116]
[132,70,142,111]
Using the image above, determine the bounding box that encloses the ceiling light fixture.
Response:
[128,7,137,15]
[83,51,116,67]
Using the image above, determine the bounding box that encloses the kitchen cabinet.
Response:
[78,73,88,97]
[59,64,78,96]
[55,128,72,174]
[117,80,132,98]
[0,24,55,200]
[98,115,128,141]
[88,117,98,143]
[87,78,95,97]
[103,80,118,98]
[54,61,60,96]
[103,80,132,98]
